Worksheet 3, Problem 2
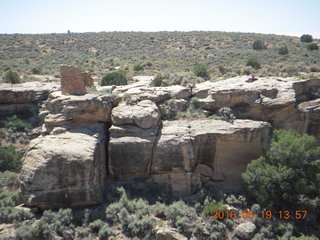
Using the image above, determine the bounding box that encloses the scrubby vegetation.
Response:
[242,130,320,210]
[0,31,319,83]
[101,71,127,86]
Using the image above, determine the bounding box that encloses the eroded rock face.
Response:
[0,82,59,116]
[20,124,106,209]
[111,100,161,129]
[44,91,117,130]
[108,125,159,180]
[60,65,94,95]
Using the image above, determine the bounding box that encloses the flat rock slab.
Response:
[111,100,161,129]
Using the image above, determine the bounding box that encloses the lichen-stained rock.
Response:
[44,91,117,128]
[151,119,271,188]
[20,124,106,209]
[60,65,94,95]
[108,125,159,180]
[111,100,161,129]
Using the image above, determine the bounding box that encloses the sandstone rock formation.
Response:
[111,100,161,129]
[60,65,94,95]
[17,75,320,208]
[20,124,106,209]
[0,82,59,116]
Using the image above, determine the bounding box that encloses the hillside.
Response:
[0,31,319,82]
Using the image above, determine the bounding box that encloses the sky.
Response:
[0,0,319,38]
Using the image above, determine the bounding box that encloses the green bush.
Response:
[98,226,114,239]
[202,201,228,216]
[246,57,261,69]
[89,219,103,233]
[3,71,21,84]
[31,67,41,74]
[0,145,22,172]
[0,171,20,190]
[101,71,127,86]
[193,63,209,79]
[4,115,32,131]
[150,74,163,87]
[300,34,313,43]
[253,40,266,50]
[295,235,319,240]
[133,63,144,71]
[242,130,320,208]
[306,43,319,50]
[278,45,289,55]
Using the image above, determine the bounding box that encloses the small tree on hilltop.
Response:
[300,34,313,43]
[306,43,319,51]
[101,71,127,86]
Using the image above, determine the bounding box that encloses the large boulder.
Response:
[108,125,159,180]
[60,65,94,95]
[44,91,117,129]
[20,124,106,209]
[111,100,161,129]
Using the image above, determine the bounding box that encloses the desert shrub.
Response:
[278,45,289,55]
[4,115,32,131]
[242,130,320,208]
[225,194,247,208]
[218,65,228,74]
[133,63,144,71]
[15,224,33,239]
[253,40,266,50]
[246,57,261,69]
[165,201,196,224]
[295,235,319,240]
[150,74,163,87]
[151,201,166,219]
[205,219,227,240]
[306,43,319,50]
[161,100,178,120]
[300,34,313,43]
[98,226,114,239]
[101,71,127,86]
[31,220,50,239]
[41,208,73,236]
[193,63,209,79]
[31,67,41,74]
[310,66,320,72]
[3,71,21,84]
[0,145,23,172]
[0,204,34,224]
[0,171,19,190]
[218,107,236,122]
[202,201,228,216]
[89,219,103,233]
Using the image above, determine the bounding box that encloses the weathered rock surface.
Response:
[108,125,159,180]
[111,100,161,129]
[60,65,94,95]
[0,82,59,116]
[155,228,188,240]
[44,91,117,129]
[20,124,106,209]
[234,222,256,240]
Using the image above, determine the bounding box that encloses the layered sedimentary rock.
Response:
[20,124,106,209]
[60,65,94,95]
[17,74,320,208]
[44,91,118,131]
[0,82,59,116]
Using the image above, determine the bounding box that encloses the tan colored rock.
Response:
[195,164,213,177]
[60,65,94,95]
[0,81,59,104]
[44,91,116,129]
[156,228,188,240]
[111,100,161,129]
[108,125,158,179]
[152,172,201,197]
[156,85,192,99]
[234,222,256,240]
[151,119,271,189]
[20,124,106,209]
